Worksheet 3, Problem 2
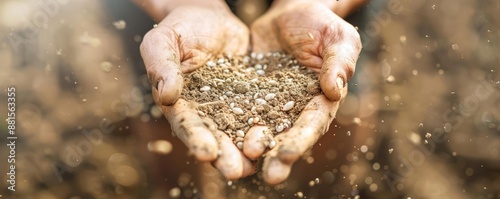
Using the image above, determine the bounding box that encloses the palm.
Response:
[157,6,248,73]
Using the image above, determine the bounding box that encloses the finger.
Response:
[261,95,341,184]
[243,125,269,160]
[262,156,292,185]
[250,16,281,53]
[213,130,254,180]
[140,25,183,105]
[278,95,340,164]
[319,21,361,101]
[158,99,218,161]
[223,19,250,55]
[260,95,341,184]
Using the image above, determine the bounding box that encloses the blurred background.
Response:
[0,0,499,198]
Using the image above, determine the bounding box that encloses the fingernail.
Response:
[336,77,344,91]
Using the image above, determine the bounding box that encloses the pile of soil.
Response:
[182,52,321,146]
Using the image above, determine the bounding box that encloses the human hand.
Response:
[246,1,362,184]
[140,2,254,180]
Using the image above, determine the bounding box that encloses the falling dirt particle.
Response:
[114,165,139,186]
[353,117,362,125]
[169,187,181,198]
[399,35,407,45]
[113,20,127,30]
[388,148,394,154]
[360,145,368,153]
[150,105,163,118]
[147,140,173,155]
[386,75,395,83]
[79,32,101,47]
[100,62,113,72]
[408,132,421,144]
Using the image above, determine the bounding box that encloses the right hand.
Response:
[140,3,254,180]
[247,1,362,184]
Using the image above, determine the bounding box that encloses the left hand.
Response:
[245,1,362,184]
[140,3,254,180]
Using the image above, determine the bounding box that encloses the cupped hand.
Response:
[245,1,362,184]
[140,4,254,180]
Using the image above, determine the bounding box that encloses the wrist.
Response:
[134,0,229,22]
[270,0,366,18]
[165,0,228,14]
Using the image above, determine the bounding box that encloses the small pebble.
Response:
[206,61,216,67]
[269,140,276,149]
[232,108,244,115]
[257,53,264,60]
[254,117,260,123]
[236,130,245,137]
[275,125,284,133]
[236,142,243,150]
[265,93,276,100]
[197,111,206,117]
[256,70,265,76]
[255,98,267,105]
[200,86,210,92]
[235,137,244,142]
[247,118,254,125]
[282,101,295,111]
[230,103,235,108]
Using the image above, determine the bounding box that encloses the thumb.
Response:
[319,23,361,101]
[140,26,183,105]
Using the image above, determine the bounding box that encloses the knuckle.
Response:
[343,24,362,52]
[343,57,356,79]
[140,29,160,52]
